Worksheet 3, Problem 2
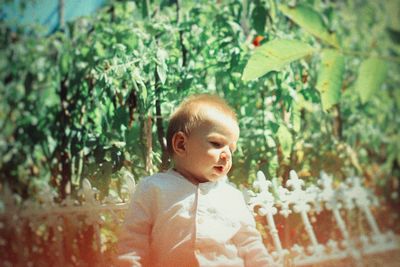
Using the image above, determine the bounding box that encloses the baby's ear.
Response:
[172,131,187,156]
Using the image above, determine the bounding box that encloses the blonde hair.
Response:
[166,94,237,156]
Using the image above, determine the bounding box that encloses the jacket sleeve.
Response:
[115,178,154,267]
[232,196,276,267]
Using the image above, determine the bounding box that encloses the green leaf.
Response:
[277,125,293,160]
[316,49,344,111]
[251,4,267,34]
[94,41,106,57]
[395,90,400,108]
[142,0,150,18]
[279,4,339,48]
[59,53,70,76]
[354,58,388,104]
[385,0,400,31]
[122,34,138,50]
[156,48,168,85]
[291,101,301,132]
[242,39,315,81]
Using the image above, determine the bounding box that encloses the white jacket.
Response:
[117,169,272,267]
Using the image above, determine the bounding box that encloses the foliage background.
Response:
[0,0,399,264]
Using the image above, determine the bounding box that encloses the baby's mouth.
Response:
[213,166,224,173]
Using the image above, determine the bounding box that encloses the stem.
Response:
[145,0,151,18]
[57,75,71,199]
[240,0,249,36]
[133,80,153,173]
[58,0,65,30]
[154,53,169,170]
[176,0,187,67]
[144,115,153,173]
[339,49,400,63]
[127,89,137,128]
[104,59,139,74]
[261,90,268,145]
[333,105,342,140]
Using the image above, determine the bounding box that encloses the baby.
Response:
[117,94,272,266]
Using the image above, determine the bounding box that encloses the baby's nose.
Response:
[220,150,231,161]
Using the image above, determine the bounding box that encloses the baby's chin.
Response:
[205,173,227,182]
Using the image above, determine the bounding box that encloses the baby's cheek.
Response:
[207,150,219,159]
[226,162,232,172]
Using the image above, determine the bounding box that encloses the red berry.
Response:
[253,35,264,47]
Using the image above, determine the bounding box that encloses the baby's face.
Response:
[181,109,239,183]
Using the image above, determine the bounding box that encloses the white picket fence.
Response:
[0,172,136,267]
[244,170,400,266]
[0,170,399,267]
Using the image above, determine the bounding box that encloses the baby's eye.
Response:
[209,141,222,148]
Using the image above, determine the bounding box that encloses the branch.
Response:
[176,0,187,67]
[58,0,65,30]
[333,105,343,140]
[154,41,169,170]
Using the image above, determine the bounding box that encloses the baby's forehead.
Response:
[200,110,238,131]
[194,103,235,121]
[197,110,239,136]
[181,101,239,135]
